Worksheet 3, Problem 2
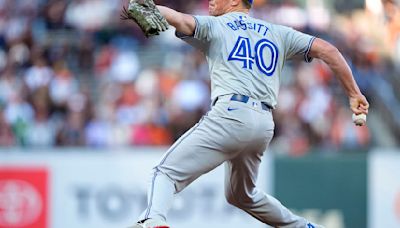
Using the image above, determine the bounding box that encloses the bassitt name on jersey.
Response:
[226,16,269,37]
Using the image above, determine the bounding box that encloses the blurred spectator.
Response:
[49,60,79,112]
[24,57,53,92]
[0,109,14,146]
[65,0,116,31]
[85,115,111,147]
[382,0,400,64]
[24,87,56,147]
[57,111,86,146]
[109,50,139,82]
[4,93,34,127]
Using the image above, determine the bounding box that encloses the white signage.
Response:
[0,148,273,228]
[369,150,400,228]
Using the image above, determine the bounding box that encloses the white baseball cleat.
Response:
[128,218,170,228]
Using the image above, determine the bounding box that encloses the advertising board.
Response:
[0,148,272,228]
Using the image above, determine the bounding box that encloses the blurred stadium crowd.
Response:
[0,0,399,155]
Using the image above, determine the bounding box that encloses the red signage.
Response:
[0,168,48,228]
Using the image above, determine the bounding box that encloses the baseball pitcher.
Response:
[123,0,369,227]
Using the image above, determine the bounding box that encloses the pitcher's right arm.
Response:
[309,38,369,117]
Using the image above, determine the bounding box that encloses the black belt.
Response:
[214,94,273,111]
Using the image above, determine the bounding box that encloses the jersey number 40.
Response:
[228,36,279,77]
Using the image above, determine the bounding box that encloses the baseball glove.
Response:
[121,0,169,37]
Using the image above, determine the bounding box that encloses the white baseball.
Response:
[352,113,367,126]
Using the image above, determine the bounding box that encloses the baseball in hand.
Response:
[352,113,367,126]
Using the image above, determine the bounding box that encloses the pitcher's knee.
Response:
[225,191,237,206]
[154,165,191,194]
[154,164,172,176]
[225,190,253,209]
[152,166,177,185]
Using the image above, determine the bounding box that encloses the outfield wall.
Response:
[0,148,272,228]
[0,148,399,228]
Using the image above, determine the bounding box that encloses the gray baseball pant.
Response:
[138,94,309,227]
